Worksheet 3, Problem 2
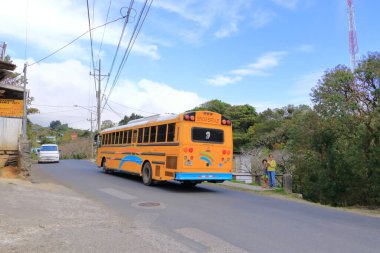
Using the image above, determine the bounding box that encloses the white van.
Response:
[38,144,60,163]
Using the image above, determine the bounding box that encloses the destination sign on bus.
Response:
[195,111,220,125]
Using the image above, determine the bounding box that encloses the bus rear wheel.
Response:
[101,159,108,174]
[142,163,153,186]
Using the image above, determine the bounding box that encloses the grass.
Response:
[230,179,261,187]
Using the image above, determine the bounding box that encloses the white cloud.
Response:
[14,59,203,129]
[297,44,315,53]
[206,51,287,87]
[111,79,205,115]
[230,51,287,76]
[214,21,239,39]
[272,0,299,10]
[289,71,323,104]
[153,0,248,41]
[0,0,160,61]
[206,75,242,86]
[252,9,277,29]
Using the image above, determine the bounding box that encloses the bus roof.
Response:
[101,113,179,133]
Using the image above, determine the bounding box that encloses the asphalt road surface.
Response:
[32,160,380,253]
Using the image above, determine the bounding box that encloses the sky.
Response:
[1,0,379,130]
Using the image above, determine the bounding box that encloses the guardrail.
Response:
[232,172,292,193]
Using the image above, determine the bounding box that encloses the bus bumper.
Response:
[175,173,232,181]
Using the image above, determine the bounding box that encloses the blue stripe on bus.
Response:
[200,156,212,165]
[118,155,142,170]
[175,173,232,181]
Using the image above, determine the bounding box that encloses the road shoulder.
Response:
[0,178,193,253]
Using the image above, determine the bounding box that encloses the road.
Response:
[32,160,380,253]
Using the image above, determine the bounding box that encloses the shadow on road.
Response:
[99,170,219,193]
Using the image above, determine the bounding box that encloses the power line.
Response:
[86,0,97,91]
[102,0,153,112]
[101,0,135,103]
[107,99,157,115]
[97,0,113,60]
[28,15,128,67]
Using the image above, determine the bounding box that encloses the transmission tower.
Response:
[347,0,360,69]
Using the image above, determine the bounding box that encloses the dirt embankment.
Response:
[0,166,20,179]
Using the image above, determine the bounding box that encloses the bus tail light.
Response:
[221,116,231,126]
[184,112,195,121]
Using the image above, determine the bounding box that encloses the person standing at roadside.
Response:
[261,159,269,188]
[267,154,277,188]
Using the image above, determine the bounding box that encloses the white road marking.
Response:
[133,213,160,228]
[175,227,250,253]
[98,188,137,200]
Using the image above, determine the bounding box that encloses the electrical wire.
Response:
[28,15,128,67]
[102,0,153,113]
[107,99,157,115]
[101,0,135,103]
[86,0,97,91]
[97,0,113,60]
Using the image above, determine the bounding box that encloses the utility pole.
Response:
[90,59,108,133]
[97,59,101,133]
[22,63,27,138]
[88,112,94,160]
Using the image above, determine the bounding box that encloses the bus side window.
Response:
[112,132,116,145]
[127,130,132,144]
[138,128,143,143]
[115,132,120,144]
[157,124,167,142]
[150,126,156,143]
[123,130,128,144]
[106,134,110,145]
[167,123,175,142]
[143,127,149,143]
[132,130,137,143]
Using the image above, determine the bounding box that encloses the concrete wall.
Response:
[0,117,22,150]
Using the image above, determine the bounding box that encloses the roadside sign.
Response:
[0,99,23,117]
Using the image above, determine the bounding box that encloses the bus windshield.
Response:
[191,127,224,143]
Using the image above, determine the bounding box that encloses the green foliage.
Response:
[119,113,143,126]
[101,120,115,130]
[49,120,62,130]
[288,53,380,207]
[193,99,231,115]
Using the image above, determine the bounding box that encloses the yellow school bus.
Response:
[96,111,233,186]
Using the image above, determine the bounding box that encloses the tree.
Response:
[101,120,114,130]
[292,52,380,206]
[225,104,257,132]
[49,120,62,130]
[119,113,143,126]
[193,99,231,115]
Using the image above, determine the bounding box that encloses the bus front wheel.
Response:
[142,163,153,186]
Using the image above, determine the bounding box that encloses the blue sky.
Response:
[1,0,379,129]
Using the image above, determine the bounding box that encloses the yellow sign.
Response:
[195,111,220,125]
[0,99,24,117]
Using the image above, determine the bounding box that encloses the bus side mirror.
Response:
[94,133,100,147]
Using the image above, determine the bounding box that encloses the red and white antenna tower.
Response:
[347,0,360,69]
